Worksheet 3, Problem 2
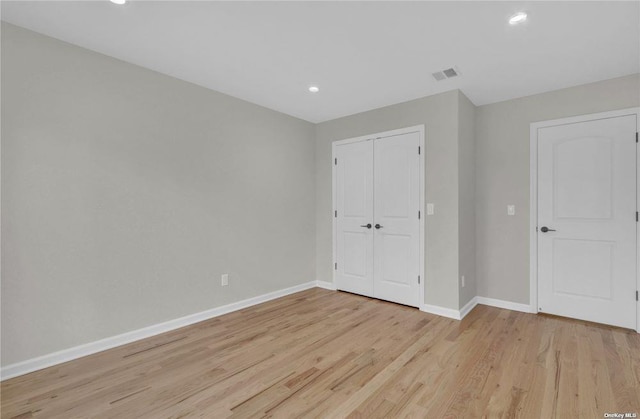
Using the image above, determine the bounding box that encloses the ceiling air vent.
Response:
[443,68,458,78]
[432,67,460,81]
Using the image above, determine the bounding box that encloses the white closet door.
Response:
[537,114,637,329]
[335,140,374,297]
[373,132,421,307]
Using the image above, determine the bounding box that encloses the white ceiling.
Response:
[2,1,639,123]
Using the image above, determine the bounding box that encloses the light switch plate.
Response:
[221,274,229,286]
[427,203,435,215]
[507,205,515,216]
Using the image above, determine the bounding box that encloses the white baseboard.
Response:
[0,282,537,381]
[420,303,462,320]
[316,280,337,290]
[0,281,318,381]
[421,297,479,321]
[476,296,535,313]
[459,297,478,319]
[420,295,534,321]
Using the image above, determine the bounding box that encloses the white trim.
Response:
[316,280,337,291]
[529,121,539,314]
[421,296,535,320]
[331,125,425,308]
[529,107,640,332]
[459,297,478,319]
[420,297,478,321]
[420,303,462,320]
[0,280,591,382]
[418,127,426,310]
[332,138,337,292]
[0,281,317,381]
[476,296,536,314]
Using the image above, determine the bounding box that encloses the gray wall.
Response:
[4,22,639,369]
[475,73,640,305]
[315,91,461,309]
[1,23,316,366]
[458,91,476,307]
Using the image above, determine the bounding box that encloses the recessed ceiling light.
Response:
[110,0,127,5]
[308,86,319,93]
[509,12,527,25]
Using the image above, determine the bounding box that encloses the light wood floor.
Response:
[2,288,639,418]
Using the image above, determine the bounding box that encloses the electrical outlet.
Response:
[461,275,465,288]
[427,203,435,215]
[221,274,229,286]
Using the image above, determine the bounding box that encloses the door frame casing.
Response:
[529,107,640,332]
[332,125,425,308]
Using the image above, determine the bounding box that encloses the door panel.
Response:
[343,232,368,277]
[552,238,613,299]
[554,136,613,219]
[537,115,637,329]
[335,140,374,297]
[373,132,420,307]
[380,234,411,285]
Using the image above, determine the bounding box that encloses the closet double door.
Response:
[333,129,422,308]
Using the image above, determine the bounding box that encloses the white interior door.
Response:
[373,132,421,307]
[335,140,374,297]
[537,114,637,329]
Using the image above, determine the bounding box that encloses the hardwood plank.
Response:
[2,288,639,418]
